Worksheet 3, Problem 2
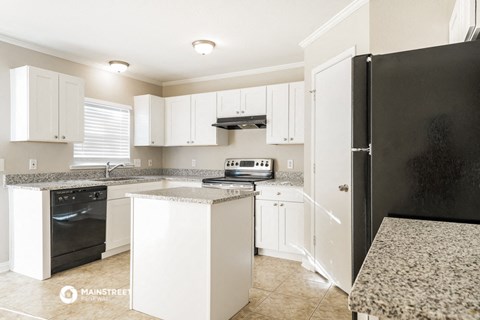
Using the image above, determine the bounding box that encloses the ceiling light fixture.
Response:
[192,40,216,55]
[109,60,129,73]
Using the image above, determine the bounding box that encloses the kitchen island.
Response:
[349,217,480,320]
[127,187,258,320]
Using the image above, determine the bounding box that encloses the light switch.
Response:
[287,160,294,169]
[0,159,4,172]
[192,159,196,167]
[148,159,153,167]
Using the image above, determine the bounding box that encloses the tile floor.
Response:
[0,253,351,320]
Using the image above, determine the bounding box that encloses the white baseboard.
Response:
[0,261,10,273]
[102,245,130,259]
[257,249,303,262]
[301,256,316,271]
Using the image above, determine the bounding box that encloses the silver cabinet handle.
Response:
[241,110,245,113]
[191,141,194,144]
[187,141,190,144]
[236,111,240,114]
[276,192,281,195]
[62,136,66,139]
[338,184,349,192]
[273,203,278,206]
[151,141,155,144]
[290,138,293,141]
[284,138,287,141]
[54,135,58,139]
[279,203,284,207]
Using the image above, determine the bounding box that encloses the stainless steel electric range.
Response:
[202,158,274,190]
[202,158,274,255]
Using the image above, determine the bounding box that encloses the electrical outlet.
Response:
[29,159,37,170]
[0,159,4,172]
[148,159,153,167]
[133,159,141,167]
[287,160,294,169]
[192,159,196,167]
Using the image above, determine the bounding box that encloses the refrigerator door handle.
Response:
[352,143,372,155]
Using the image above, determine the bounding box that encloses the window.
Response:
[74,98,131,165]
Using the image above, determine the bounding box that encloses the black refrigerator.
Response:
[352,40,480,281]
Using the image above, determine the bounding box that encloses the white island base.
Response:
[129,188,254,320]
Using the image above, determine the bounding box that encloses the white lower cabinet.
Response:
[255,186,304,261]
[106,198,131,251]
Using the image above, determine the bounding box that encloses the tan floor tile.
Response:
[255,293,318,320]
[275,276,330,300]
[242,288,270,312]
[0,308,45,320]
[231,309,278,320]
[290,267,329,284]
[49,300,126,320]
[0,272,40,298]
[253,269,290,291]
[115,309,159,319]
[311,286,351,320]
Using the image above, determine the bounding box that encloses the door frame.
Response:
[309,46,356,276]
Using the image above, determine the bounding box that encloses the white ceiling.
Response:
[0,0,354,84]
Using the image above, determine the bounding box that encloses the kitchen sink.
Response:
[93,177,145,182]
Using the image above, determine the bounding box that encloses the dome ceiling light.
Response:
[192,40,216,55]
[109,60,130,73]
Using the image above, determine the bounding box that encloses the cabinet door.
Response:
[288,82,305,144]
[217,90,241,118]
[106,198,131,250]
[266,84,289,144]
[191,92,217,145]
[165,95,191,146]
[279,201,304,254]
[149,95,165,146]
[255,200,279,250]
[28,67,59,141]
[59,73,84,142]
[241,86,266,116]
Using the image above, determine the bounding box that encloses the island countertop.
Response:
[127,187,259,204]
[349,217,480,320]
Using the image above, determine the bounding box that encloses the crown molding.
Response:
[0,33,164,86]
[299,0,369,48]
[162,61,305,87]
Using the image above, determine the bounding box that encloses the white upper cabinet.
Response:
[165,95,191,146]
[217,86,266,118]
[10,65,84,143]
[266,81,304,144]
[134,94,165,146]
[165,93,227,146]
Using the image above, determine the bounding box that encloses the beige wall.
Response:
[162,67,305,171]
[0,41,164,263]
[370,0,456,54]
[303,3,371,256]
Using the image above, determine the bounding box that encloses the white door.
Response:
[191,92,216,145]
[106,198,131,250]
[165,95,191,146]
[28,67,59,141]
[217,90,241,118]
[149,95,165,146]
[279,201,304,254]
[288,81,305,144]
[241,86,266,116]
[313,48,354,293]
[266,83,289,144]
[58,73,84,142]
[255,200,279,250]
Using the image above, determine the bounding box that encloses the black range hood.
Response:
[212,115,267,130]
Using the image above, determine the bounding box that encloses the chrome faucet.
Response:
[105,162,126,178]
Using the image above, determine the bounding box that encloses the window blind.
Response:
[74,101,131,164]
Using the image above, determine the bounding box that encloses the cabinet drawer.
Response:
[256,186,304,202]
[108,184,138,200]
[136,181,164,192]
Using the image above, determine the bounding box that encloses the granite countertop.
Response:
[6,175,206,191]
[349,217,480,320]
[127,187,259,204]
[255,179,304,187]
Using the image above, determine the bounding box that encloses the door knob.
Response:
[338,184,349,192]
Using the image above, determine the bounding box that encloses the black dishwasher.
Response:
[51,186,107,274]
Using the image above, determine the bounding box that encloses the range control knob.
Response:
[58,197,64,202]
[93,192,100,199]
[235,162,239,166]
[256,162,259,166]
[265,163,269,167]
